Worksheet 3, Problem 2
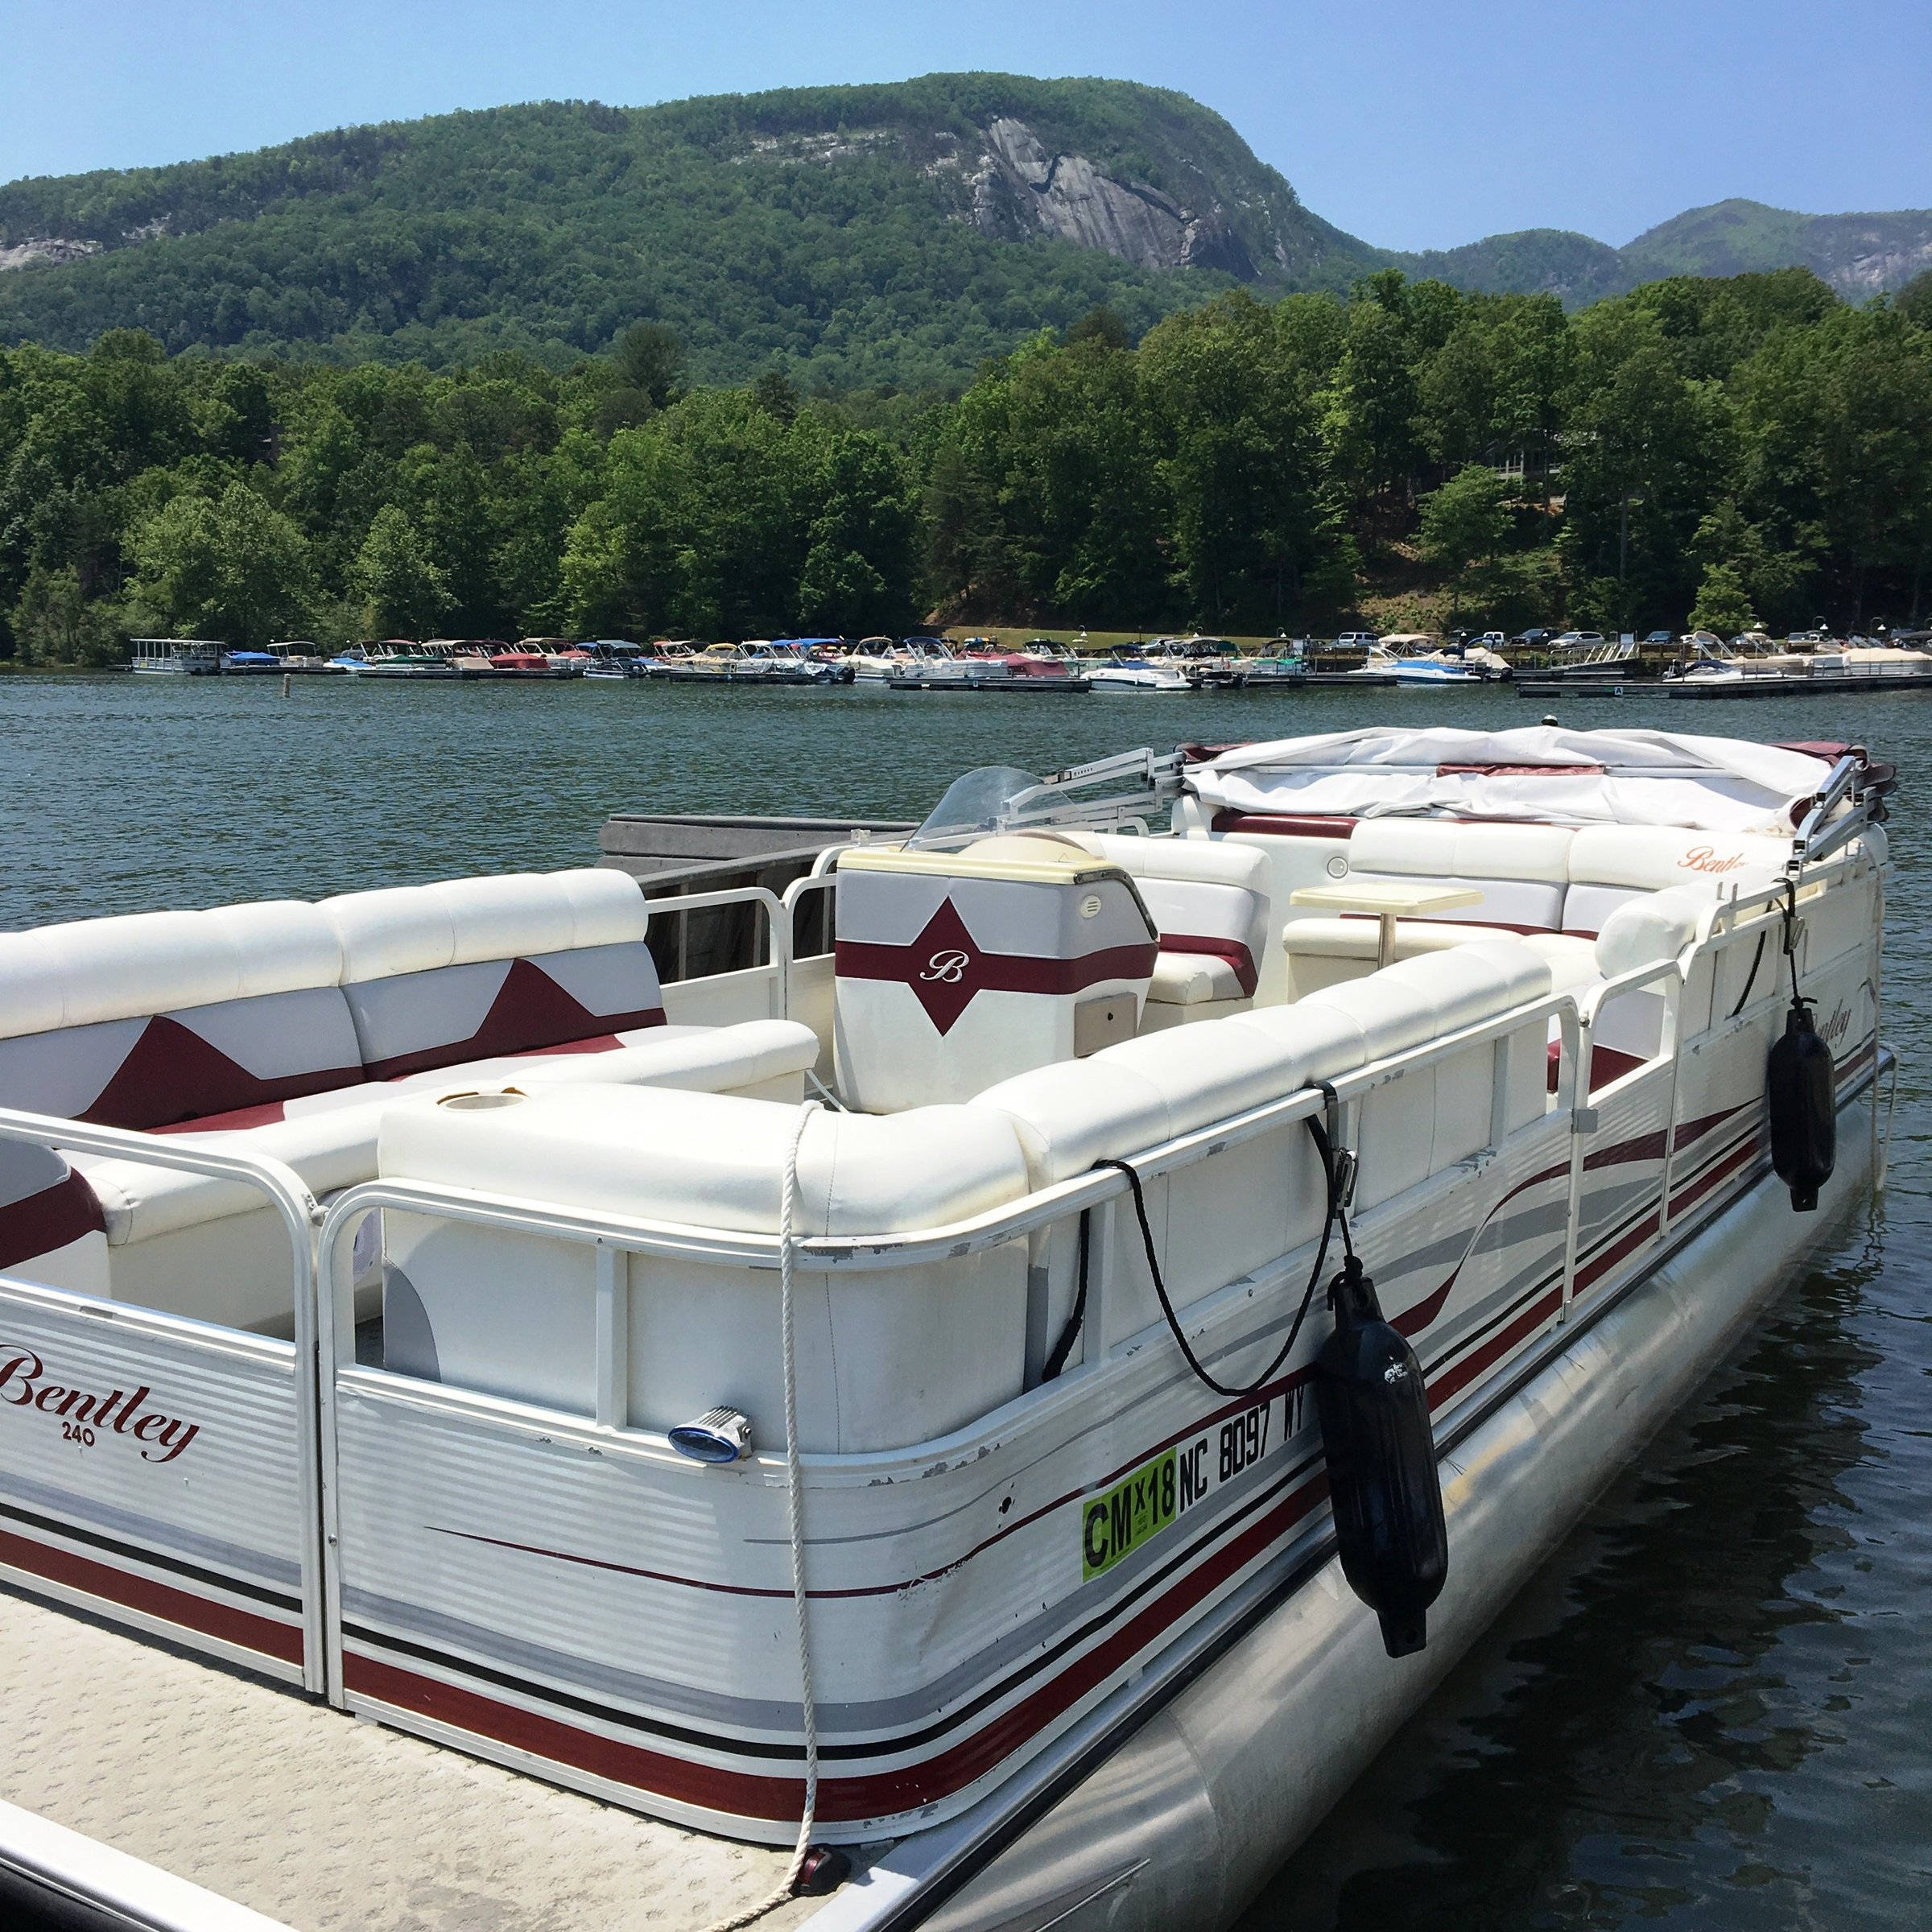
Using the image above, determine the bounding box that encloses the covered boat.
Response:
[0,726,1895,1930]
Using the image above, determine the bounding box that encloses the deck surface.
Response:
[0,1583,826,1931]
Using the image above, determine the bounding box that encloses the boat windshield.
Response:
[906,765,1043,849]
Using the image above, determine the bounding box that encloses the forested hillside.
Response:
[6,265,1930,663]
[0,78,1377,389]
[3,77,1927,384]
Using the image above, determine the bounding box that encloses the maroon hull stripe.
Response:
[0,1523,303,1666]
[344,1091,1846,1826]
[349,1469,1331,1827]
[354,1051,1877,1826]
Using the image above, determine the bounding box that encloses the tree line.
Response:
[5,265,1931,664]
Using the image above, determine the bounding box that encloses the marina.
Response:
[116,630,1932,709]
[0,668,1909,1932]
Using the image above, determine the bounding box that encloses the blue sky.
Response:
[2,0,1928,251]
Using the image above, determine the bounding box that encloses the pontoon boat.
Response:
[0,727,1893,1930]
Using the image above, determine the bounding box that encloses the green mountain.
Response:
[1397,199,1932,305]
[1,75,1926,385]
[1396,228,1629,306]
[0,76,1381,388]
[1620,199,1932,295]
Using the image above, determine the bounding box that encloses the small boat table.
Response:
[1289,880,1483,968]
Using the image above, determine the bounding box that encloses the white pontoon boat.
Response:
[128,638,221,675]
[0,727,1893,1930]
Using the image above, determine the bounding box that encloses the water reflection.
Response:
[1240,1204,1930,1930]
[4,671,1928,1923]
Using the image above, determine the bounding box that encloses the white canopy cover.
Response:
[1187,727,1832,835]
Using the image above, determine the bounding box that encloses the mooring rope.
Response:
[697,1096,824,1932]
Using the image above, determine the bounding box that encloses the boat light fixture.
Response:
[669,1406,753,1463]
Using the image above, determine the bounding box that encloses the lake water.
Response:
[3,671,1927,1927]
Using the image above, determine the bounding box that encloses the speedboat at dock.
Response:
[0,727,1894,1930]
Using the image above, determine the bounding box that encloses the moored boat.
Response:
[266,640,349,675]
[128,637,221,675]
[1088,642,1198,692]
[1244,637,1311,685]
[1369,634,1511,683]
[347,641,461,680]
[0,725,1895,1930]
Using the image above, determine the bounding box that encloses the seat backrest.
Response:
[970,1005,1360,1364]
[0,901,360,1129]
[1562,826,1792,936]
[378,1086,1034,1451]
[1344,819,1575,933]
[832,836,1156,1110]
[1072,835,1272,997]
[1297,939,1554,1207]
[322,869,663,1080]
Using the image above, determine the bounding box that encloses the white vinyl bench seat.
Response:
[0,869,819,1333]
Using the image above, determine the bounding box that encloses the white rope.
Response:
[698,1097,824,1932]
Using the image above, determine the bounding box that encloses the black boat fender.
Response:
[1313,1253,1449,1658]
[1766,882,1835,1212]
[1068,1097,1450,1659]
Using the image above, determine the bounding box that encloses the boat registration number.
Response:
[1080,1396,1285,1582]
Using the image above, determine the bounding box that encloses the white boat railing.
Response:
[0,1111,328,1691]
[641,882,790,1010]
[0,835,1880,1725]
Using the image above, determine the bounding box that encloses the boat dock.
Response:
[1665,668,1932,697]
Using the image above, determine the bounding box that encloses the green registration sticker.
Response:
[1081,1448,1177,1581]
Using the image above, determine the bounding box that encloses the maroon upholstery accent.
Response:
[80,1016,362,1132]
[1338,912,1553,936]
[1211,811,1357,839]
[1546,1041,1651,1096]
[0,1172,105,1269]
[1158,933,1260,998]
[836,898,1158,1037]
[150,1100,290,1135]
[361,959,667,1082]
[1434,762,1607,778]
[494,1033,628,1059]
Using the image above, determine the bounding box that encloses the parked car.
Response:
[1334,630,1381,650]
[1511,628,1561,648]
[1643,630,1674,645]
[1552,631,1607,648]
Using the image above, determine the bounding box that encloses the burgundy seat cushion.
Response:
[343,941,668,1082]
[0,987,365,1132]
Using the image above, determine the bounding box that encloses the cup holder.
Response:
[437,1088,528,1111]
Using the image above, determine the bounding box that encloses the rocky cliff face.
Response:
[0,237,100,273]
[952,117,1257,279]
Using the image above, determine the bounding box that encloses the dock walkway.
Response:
[0,1583,822,1931]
